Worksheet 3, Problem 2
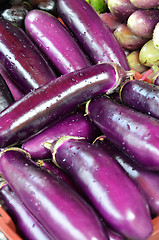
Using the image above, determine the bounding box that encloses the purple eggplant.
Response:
[0,148,108,240]
[119,79,159,120]
[86,95,159,171]
[127,9,159,39]
[29,0,58,17]
[22,112,99,159]
[57,0,130,71]
[0,17,57,93]
[25,9,92,75]
[0,73,14,112]
[107,0,137,22]
[113,23,147,51]
[0,62,128,148]
[44,136,152,240]
[94,136,159,216]
[100,12,122,32]
[130,0,159,9]
[0,183,53,240]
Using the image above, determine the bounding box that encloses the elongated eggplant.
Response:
[0,17,56,93]
[44,136,152,240]
[94,136,159,216]
[86,96,159,170]
[0,62,128,148]
[119,80,159,120]
[57,0,130,71]
[0,183,54,240]
[25,9,92,75]
[0,148,108,240]
[22,112,99,159]
[0,73,14,112]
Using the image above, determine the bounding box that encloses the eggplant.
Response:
[86,95,159,171]
[44,136,152,240]
[99,12,122,32]
[113,23,147,51]
[25,9,92,75]
[0,73,14,112]
[22,112,99,159]
[107,0,137,22]
[0,62,128,148]
[29,0,58,17]
[0,17,57,93]
[127,50,148,74]
[127,9,159,39]
[119,79,159,120]
[0,148,108,240]
[57,0,130,71]
[0,183,53,240]
[94,136,159,216]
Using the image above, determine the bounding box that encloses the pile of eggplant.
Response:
[0,0,159,239]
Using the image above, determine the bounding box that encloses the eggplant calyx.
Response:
[92,135,106,145]
[85,99,92,118]
[44,136,85,168]
[0,147,31,159]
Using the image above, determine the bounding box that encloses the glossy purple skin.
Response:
[94,137,159,216]
[87,96,159,170]
[120,80,159,120]
[106,227,125,240]
[22,112,98,159]
[0,149,108,240]
[0,17,56,93]
[107,0,137,22]
[50,137,152,240]
[0,184,53,240]
[0,73,14,112]
[25,9,92,75]
[0,62,126,148]
[127,9,159,39]
[57,0,130,71]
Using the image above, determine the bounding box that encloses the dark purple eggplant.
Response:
[86,96,159,171]
[57,0,130,71]
[94,136,159,216]
[1,2,32,29]
[0,73,14,112]
[119,79,159,120]
[0,62,128,148]
[0,64,25,101]
[0,147,108,240]
[0,183,54,240]
[22,112,99,159]
[25,9,92,75]
[44,136,152,240]
[0,17,57,93]
[127,9,159,39]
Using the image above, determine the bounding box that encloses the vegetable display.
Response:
[0,0,159,239]
[0,148,108,240]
